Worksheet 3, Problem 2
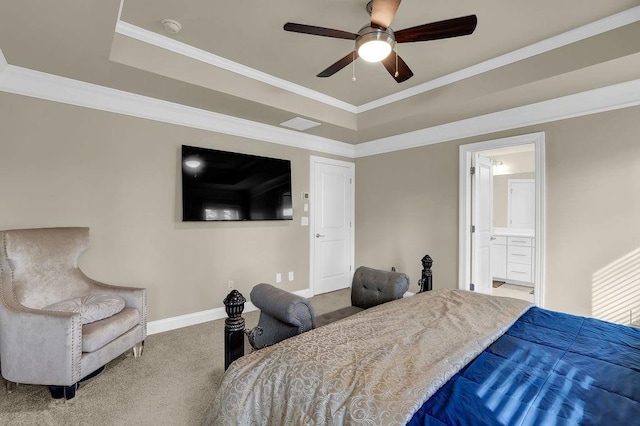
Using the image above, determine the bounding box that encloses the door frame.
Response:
[309,156,355,297]
[458,132,546,307]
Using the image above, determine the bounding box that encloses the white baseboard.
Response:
[147,288,312,335]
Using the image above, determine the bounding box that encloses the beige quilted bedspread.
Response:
[204,289,532,425]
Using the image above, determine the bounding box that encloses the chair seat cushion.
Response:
[82,307,140,352]
[315,306,363,328]
[44,294,126,324]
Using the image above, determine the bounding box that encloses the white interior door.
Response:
[472,154,493,294]
[311,158,354,295]
[508,179,535,229]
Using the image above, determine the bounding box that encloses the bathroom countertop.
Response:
[492,227,535,238]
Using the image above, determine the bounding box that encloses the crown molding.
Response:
[354,78,640,157]
[115,6,640,115]
[115,21,358,114]
[1,57,639,160]
[0,64,356,158]
[356,5,640,113]
[117,0,125,22]
[0,48,6,72]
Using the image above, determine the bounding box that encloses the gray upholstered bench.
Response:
[248,283,315,349]
[246,266,409,349]
[315,266,409,327]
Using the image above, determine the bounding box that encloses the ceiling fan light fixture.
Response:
[356,27,394,62]
[358,40,392,62]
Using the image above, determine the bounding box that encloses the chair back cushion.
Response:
[351,266,410,309]
[0,227,92,309]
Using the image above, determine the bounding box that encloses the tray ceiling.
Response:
[1,0,640,144]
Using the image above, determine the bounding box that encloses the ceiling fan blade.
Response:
[381,52,413,83]
[317,51,359,77]
[370,0,402,29]
[284,23,358,40]
[395,15,478,43]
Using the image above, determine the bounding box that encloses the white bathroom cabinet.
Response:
[491,230,534,285]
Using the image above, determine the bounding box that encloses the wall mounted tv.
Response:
[181,145,293,222]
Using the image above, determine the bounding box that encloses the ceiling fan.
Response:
[283,0,477,83]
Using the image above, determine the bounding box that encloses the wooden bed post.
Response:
[418,254,433,293]
[223,290,246,370]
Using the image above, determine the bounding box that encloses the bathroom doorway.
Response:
[458,133,545,306]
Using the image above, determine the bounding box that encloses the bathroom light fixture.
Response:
[493,161,507,174]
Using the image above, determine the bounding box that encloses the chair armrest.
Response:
[351,266,410,309]
[84,277,146,311]
[250,283,315,330]
[0,301,83,386]
[82,274,147,333]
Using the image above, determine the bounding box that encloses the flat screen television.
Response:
[181,145,293,222]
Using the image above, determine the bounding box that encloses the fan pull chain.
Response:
[352,51,356,82]
[394,42,399,78]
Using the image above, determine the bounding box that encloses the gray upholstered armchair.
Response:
[0,227,147,399]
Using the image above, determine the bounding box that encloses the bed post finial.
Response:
[223,289,246,370]
[418,254,433,293]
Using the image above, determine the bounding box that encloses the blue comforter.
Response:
[408,307,640,425]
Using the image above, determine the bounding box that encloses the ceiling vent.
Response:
[279,117,321,131]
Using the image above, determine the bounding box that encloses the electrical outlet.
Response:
[275,273,282,283]
[288,271,294,281]
[227,280,234,291]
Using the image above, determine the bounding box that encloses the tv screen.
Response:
[181,145,293,222]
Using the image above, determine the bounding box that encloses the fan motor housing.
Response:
[356,25,395,47]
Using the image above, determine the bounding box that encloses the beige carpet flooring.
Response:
[0,288,351,425]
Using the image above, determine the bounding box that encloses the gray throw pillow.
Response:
[44,294,126,324]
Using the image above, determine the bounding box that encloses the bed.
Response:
[205,289,640,425]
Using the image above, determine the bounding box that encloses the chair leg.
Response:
[6,380,17,393]
[48,383,78,400]
[132,341,144,358]
[46,365,105,400]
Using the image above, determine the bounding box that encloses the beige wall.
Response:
[3,91,639,322]
[355,141,460,292]
[356,106,640,318]
[0,93,349,321]
[493,172,536,228]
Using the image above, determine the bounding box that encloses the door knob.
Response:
[315,233,325,238]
